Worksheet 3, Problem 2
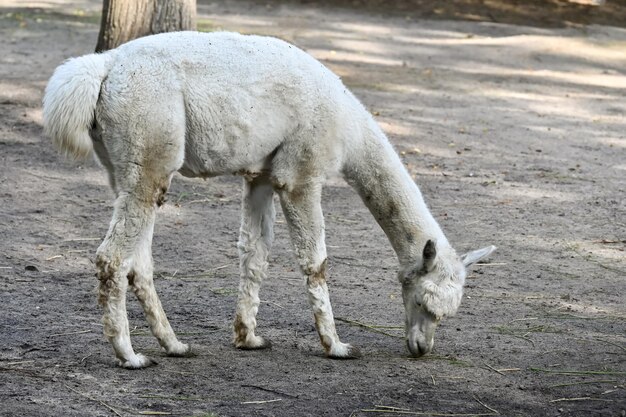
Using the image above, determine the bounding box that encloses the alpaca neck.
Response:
[342,124,449,267]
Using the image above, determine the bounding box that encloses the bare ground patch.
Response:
[0,1,624,416]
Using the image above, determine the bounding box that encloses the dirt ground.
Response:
[1,0,625,416]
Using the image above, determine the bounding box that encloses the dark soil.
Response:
[0,0,624,416]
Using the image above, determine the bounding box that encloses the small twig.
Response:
[64,384,123,417]
[50,329,92,337]
[46,255,63,261]
[430,375,436,385]
[80,352,94,363]
[138,412,173,415]
[473,395,499,415]
[241,383,299,399]
[241,398,283,404]
[483,363,505,376]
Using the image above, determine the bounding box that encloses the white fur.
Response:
[43,31,492,366]
[234,177,275,349]
[43,53,115,159]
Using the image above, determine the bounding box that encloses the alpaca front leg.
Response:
[131,233,190,357]
[305,260,361,358]
[278,183,361,359]
[234,177,275,350]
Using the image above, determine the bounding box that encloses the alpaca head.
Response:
[399,240,496,357]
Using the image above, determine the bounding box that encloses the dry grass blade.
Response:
[549,397,613,403]
[138,412,173,415]
[507,317,538,324]
[0,366,51,380]
[360,410,496,416]
[241,399,283,404]
[64,384,123,417]
[547,379,617,389]
[262,300,285,309]
[160,369,203,376]
[375,405,411,411]
[492,326,536,347]
[360,397,499,416]
[590,338,626,353]
[138,394,205,402]
[5,360,35,366]
[49,329,92,337]
[335,317,403,339]
[530,368,626,376]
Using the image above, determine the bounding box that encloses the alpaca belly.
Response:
[178,129,274,179]
[179,96,290,178]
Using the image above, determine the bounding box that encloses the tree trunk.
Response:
[95,0,196,53]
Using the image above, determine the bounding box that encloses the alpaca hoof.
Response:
[166,342,192,357]
[328,343,361,359]
[235,336,272,350]
[118,353,157,369]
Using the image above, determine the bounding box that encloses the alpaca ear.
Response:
[461,245,496,267]
[422,239,437,272]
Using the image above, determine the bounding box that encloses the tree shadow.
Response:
[223,0,626,29]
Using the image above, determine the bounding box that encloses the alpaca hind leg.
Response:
[234,176,275,349]
[97,194,159,369]
[277,182,361,359]
[130,218,190,357]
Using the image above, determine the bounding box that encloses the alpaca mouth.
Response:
[406,309,437,357]
[406,332,434,357]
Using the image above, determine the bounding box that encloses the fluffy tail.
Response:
[42,52,115,159]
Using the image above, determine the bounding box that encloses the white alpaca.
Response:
[43,31,495,368]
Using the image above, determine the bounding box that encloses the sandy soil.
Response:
[0,1,624,416]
